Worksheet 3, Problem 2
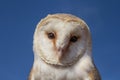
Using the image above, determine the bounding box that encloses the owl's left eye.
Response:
[70,36,78,42]
[48,32,55,39]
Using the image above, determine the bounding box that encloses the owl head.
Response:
[33,14,92,67]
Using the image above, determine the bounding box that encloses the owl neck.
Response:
[32,51,94,80]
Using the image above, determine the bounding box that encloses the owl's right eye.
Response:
[48,32,55,39]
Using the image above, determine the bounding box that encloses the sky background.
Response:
[0,0,120,80]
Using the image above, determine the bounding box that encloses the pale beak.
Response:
[57,47,64,61]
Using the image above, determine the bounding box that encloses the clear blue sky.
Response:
[0,0,120,80]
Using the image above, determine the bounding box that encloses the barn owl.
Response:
[28,13,101,80]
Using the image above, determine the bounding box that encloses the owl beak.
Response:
[57,51,62,61]
[57,47,64,61]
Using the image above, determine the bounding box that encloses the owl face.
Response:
[34,14,91,66]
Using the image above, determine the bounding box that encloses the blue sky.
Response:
[0,0,120,80]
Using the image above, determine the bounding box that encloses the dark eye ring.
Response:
[70,36,78,42]
[48,32,55,39]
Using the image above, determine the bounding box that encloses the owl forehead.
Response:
[39,18,83,35]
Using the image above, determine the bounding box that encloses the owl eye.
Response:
[48,32,55,39]
[70,36,78,42]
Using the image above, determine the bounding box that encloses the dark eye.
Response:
[70,36,78,42]
[48,32,55,39]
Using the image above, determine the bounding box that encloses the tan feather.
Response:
[89,66,101,80]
